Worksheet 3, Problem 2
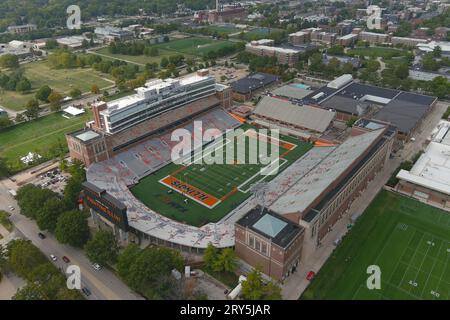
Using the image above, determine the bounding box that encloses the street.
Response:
[0,180,143,300]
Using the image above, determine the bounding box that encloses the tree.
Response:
[36,198,66,233]
[241,269,282,300]
[0,116,12,129]
[394,63,409,80]
[55,210,89,247]
[91,84,99,94]
[69,88,82,98]
[85,230,118,265]
[16,184,58,219]
[0,157,9,178]
[48,91,63,110]
[24,99,40,120]
[117,244,141,278]
[160,57,169,68]
[203,243,219,271]
[15,78,32,93]
[0,54,19,69]
[218,248,237,273]
[433,46,442,58]
[35,85,52,102]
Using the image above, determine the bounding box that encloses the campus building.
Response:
[235,207,304,281]
[7,24,37,34]
[66,70,232,166]
[245,40,300,67]
[396,120,450,210]
[358,31,390,45]
[230,72,279,102]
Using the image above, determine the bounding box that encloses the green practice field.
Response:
[0,111,91,168]
[131,125,312,226]
[92,47,176,66]
[0,60,114,111]
[302,190,450,300]
[155,37,236,56]
[347,46,409,59]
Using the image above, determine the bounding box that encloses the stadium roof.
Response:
[397,120,450,195]
[320,95,369,115]
[231,73,279,94]
[236,206,303,248]
[271,85,313,100]
[270,128,385,215]
[253,96,335,133]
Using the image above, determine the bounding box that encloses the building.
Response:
[322,54,361,68]
[271,84,313,101]
[358,31,390,45]
[245,40,300,67]
[230,73,279,102]
[56,36,89,49]
[0,40,38,59]
[302,75,437,138]
[396,120,450,210]
[94,26,135,43]
[417,41,450,56]
[336,33,358,46]
[208,6,247,23]
[235,206,304,281]
[288,31,310,45]
[7,24,37,34]
[250,96,335,140]
[310,31,337,45]
[391,36,428,47]
[67,70,232,166]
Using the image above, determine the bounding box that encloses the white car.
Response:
[8,205,14,211]
[50,254,57,261]
[92,263,101,271]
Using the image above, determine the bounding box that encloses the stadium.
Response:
[68,69,313,252]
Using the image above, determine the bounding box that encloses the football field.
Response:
[302,190,450,300]
[131,125,312,226]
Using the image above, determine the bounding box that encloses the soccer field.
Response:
[155,37,236,57]
[302,190,450,300]
[131,125,312,226]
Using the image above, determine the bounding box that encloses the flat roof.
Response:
[75,130,100,142]
[231,72,279,94]
[397,120,450,195]
[271,85,313,100]
[253,96,335,133]
[236,206,303,248]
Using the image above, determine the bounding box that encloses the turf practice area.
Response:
[302,190,450,300]
[155,37,236,56]
[131,125,312,226]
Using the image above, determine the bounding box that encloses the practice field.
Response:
[131,125,312,226]
[155,37,236,57]
[0,111,91,169]
[0,60,114,111]
[347,46,409,59]
[302,190,450,300]
[91,47,177,66]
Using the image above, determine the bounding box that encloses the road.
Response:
[0,181,143,300]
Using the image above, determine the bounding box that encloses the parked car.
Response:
[81,287,91,296]
[306,271,316,281]
[38,232,46,239]
[50,254,57,262]
[62,256,70,263]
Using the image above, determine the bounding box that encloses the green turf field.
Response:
[0,111,91,168]
[155,37,236,56]
[0,60,114,111]
[131,125,312,226]
[91,47,176,66]
[302,190,450,300]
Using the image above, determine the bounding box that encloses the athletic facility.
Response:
[302,191,450,300]
[131,125,311,226]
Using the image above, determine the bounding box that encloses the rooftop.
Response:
[236,206,303,248]
[231,72,279,94]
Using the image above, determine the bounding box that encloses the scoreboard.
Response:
[82,181,129,231]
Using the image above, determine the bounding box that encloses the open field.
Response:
[347,46,410,59]
[202,25,240,34]
[0,60,114,111]
[155,37,237,56]
[0,111,91,167]
[302,190,450,300]
[231,27,284,41]
[131,125,312,226]
[92,47,176,66]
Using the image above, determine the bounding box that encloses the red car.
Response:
[62,256,70,263]
[306,271,316,281]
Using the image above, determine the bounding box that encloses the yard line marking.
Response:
[418,238,443,298]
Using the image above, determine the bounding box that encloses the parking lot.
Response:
[208,65,248,85]
[33,168,70,194]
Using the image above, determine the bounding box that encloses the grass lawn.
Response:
[302,190,450,300]
[131,125,312,227]
[0,210,13,232]
[155,37,236,57]
[92,47,176,66]
[0,60,114,111]
[0,111,91,167]
[205,268,240,288]
[203,26,240,34]
[231,27,284,41]
[347,46,409,59]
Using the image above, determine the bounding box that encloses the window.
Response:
[249,235,254,247]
